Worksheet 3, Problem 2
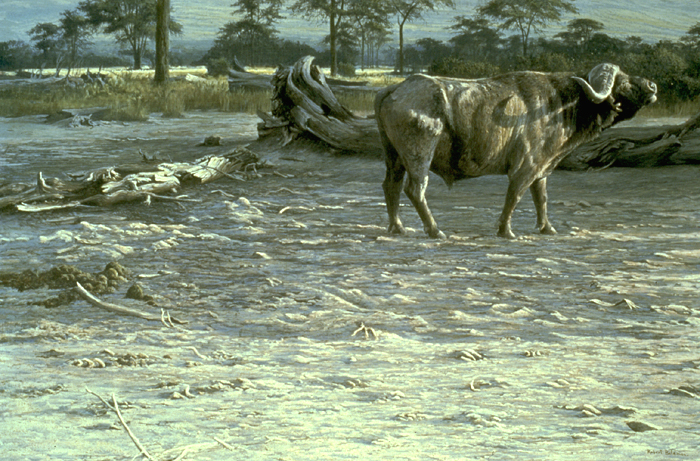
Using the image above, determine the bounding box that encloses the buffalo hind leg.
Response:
[383,160,407,235]
[404,173,446,239]
[530,177,557,235]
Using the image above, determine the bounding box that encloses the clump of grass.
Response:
[638,98,700,119]
[4,67,691,121]
[336,90,377,116]
[0,72,273,118]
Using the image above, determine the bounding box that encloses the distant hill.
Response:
[170,0,699,45]
[2,0,698,52]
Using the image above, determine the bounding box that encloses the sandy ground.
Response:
[1,112,699,460]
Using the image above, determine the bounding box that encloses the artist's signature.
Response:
[647,449,688,457]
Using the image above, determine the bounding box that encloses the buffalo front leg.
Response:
[382,162,406,235]
[530,177,557,235]
[497,177,532,239]
[404,173,446,239]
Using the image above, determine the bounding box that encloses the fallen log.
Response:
[255,56,700,169]
[257,56,382,156]
[227,68,274,91]
[557,114,700,170]
[0,147,259,213]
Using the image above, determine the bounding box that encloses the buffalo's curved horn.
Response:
[572,63,620,104]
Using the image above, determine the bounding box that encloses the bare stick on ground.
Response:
[75,282,187,325]
[85,388,156,461]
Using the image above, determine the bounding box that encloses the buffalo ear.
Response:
[573,63,620,105]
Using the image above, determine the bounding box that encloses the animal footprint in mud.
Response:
[668,385,700,398]
[342,379,368,389]
[452,349,484,361]
[467,379,493,392]
[396,412,427,421]
[102,349,155,367]
[171,384,196,400]
[71,358,107,368]
[351,322,378,340]
[559,404,637,418]
[523,350,545,357]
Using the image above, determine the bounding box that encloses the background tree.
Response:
[59,10,92,66]
[450,16,502,62]
[554,18,603,56]
[0,41,33,70]
[682,23,700,51]
[390,0,454,74]
[200,3,317,71]
[229,0,283,66]
[349,0,390,70]
[478,0,578,58]
[291,0,358,76]
[366,21,390,67]
[28,23,63,66]
[79,0,182,70]
[321,21,360,73]
[154,0,170,83]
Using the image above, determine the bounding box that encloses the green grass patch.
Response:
[0,68,696,121]
[0,72,273,119]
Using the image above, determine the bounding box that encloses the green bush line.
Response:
[0,71,694,120]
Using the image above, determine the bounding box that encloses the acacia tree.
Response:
[79,0,181,70]
[0,41,33,70]
[28,23,63,66]
[291,0,349,75]
[682,22,700,51]
[390,0,454,74]
[450,16,502,62]
[554,18,603,56]
[230,0,283,66]
[366,21,390,67]
[349,0,390,70]
[59,9,92,66]
[478,0,577,58]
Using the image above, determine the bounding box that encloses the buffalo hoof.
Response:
[428,229,447,239]
[497,228,517,239]
[539,224,557,235]
[388,223,406,235]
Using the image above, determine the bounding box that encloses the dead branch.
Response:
[75,282,187,325]
[1,147,258,213]
[256,56,382,156]
[85,388,156,461]
[85,388,234,460]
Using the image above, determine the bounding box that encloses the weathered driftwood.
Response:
[257,56,382,156]
[559,111,700,169]
[227,57,374,94]
[255,57,700,169]
[227,68,274,91]
[0,147,259,213]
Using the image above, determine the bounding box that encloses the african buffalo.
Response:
[375,64,657,239]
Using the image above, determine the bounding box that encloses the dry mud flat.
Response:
[1,114,700,460]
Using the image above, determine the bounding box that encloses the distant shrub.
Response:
[337,62,356,77]
[428,58,501,79]
[530,53,573,73]
[207,58,230,77]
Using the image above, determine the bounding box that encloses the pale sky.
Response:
[1,0,697,48]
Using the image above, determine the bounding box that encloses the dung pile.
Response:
[0,262,130,308]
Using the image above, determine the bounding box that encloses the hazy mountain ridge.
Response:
[1,0,697,53]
